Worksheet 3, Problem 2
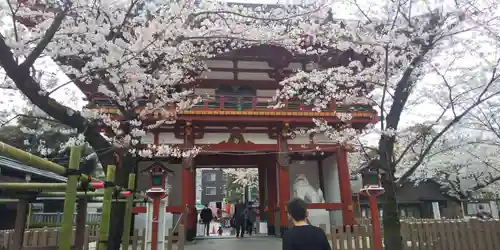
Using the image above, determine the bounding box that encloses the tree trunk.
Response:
[108,202,127,250]
[106,154,136,250]
[382,176,403,250]
[378,134,403,250]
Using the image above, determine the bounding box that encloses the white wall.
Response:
[322,155,342,225]
[134,201,174,250]
[195,170,202,203]
[194,88,215,96]
[287,134,310,145]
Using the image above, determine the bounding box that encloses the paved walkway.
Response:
[185,236,282,250]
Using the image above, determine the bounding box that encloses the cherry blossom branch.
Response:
[468,106,500,141]
[397,58,500,185]
[188,3,328,23]
[0,37,114,165]
[0,113,61,127]
[20,6,70,70]
[6,0,21,44]
[380,45,389,131]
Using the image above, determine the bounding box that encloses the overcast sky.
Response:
[1,0,497,147]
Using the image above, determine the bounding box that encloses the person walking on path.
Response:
[246,206,257,236]
[200,204,214,236]
[282,197,331,250]
[233,199,247,238]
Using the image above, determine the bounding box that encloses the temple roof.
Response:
[0,156,67,182]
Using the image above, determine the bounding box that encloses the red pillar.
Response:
[277,165,290,236]
[182,122,196,240]
[277,124,290,237]
[151,198,161,250]
[337,147,355,225]
[369,196,383,250]
[266,161,277,235]
[258,167,266,221]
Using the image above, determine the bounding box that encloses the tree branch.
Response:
[397,59,500,185]
[19,7,69,70]
[0,36,115,166]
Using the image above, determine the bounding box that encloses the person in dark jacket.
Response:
[246,206,257,236]
[283,198,331,250]
[233,199,247,238]
[200,204,214,236]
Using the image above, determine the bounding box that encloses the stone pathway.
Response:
[87,236,281,250]
[185,236,282,250]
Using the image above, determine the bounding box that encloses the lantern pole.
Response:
[143,163,170,250]
[359,163,385,250]
[368,195,383,250]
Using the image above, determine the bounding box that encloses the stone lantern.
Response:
[357,159,384,250]
[359,160,384,197]
[140,162,173,250]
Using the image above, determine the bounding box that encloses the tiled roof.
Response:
[0,156,67,182]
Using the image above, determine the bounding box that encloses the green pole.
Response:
[0,141,96,182]
[0,183,68,190]
[26,204,32,229]
[39,191,146,199]
[58,146,83,250]
[40,191,130,197]
[98,165,116,250]
[39,191,105,197]
[0,199,19,203]
[122,173,136,250]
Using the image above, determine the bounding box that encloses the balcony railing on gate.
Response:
[92,95,373,113]
[190,95,372,112]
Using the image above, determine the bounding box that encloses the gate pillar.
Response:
[181,122,196,241]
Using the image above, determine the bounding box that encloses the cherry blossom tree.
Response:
[223,168,259,188]
[223,168,259,203]
[412,130,500,199]
[430,97,500,198]
[0,0,335,247]
[274,1,500,249]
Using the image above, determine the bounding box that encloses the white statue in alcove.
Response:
[292,174,330,232]
[293,174,325,203]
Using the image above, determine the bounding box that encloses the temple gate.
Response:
[87,45,377,239]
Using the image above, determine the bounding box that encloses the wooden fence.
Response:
[0,225,185,250]
[320,219,500,250]
[400,219,500,250]
[320,224,372,250]
[29,213,101,227]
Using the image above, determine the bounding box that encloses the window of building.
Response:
[206,187,217,196]
[205,173,216,182]
[467,202,492,216]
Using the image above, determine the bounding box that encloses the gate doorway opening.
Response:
[195,166,266,239]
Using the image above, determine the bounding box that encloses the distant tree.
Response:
[224,174,244,203]
[0,113,104,177]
